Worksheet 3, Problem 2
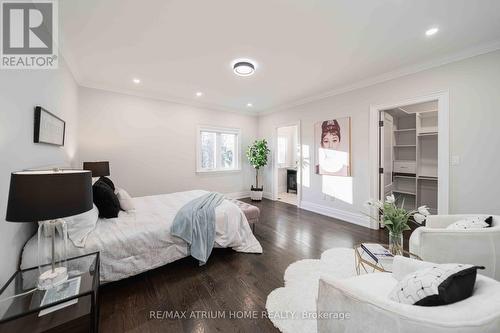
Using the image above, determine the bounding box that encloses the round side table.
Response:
[354,243,422,275]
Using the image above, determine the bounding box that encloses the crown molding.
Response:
[77,81,259,116]
[259,39,500,115]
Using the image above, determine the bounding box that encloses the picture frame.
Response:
[315,116,352,177]
[34,106,66,146]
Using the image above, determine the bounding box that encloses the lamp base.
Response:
[38,267,68,290]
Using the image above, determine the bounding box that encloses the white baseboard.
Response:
[300,200,371,228]
[263,191,273,200]
[225,191,251,199]
[225,190,274,200]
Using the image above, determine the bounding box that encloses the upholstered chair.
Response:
[316,256,500,333]
[409,215,500,280]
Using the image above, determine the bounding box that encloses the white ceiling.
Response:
[60,0,500,113]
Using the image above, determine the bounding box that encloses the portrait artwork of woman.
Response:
[315,117,351,176]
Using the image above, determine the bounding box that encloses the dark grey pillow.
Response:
[98,176,115,191]
[485,216,493,227]
[389,264,485,306]
[92,179,120,218]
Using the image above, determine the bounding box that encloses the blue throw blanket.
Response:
[171,192,225,265]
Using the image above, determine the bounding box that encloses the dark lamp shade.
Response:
[6,170,93,222]
[83,161,110,177]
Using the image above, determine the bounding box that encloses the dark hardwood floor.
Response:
[99,199,394,333]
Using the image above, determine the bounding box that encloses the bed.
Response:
[21,190,262,283]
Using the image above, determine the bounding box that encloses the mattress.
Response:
[21,190,262,282]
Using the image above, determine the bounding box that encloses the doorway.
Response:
[273,123,300,206]
[369,92,450,229]
[380,100,439,213]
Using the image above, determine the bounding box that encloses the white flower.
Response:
[386,194,395,204]
[414,213,426,224]
[418,205,430,216]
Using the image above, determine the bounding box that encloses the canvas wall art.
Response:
[34,106,66,146]
[315,117,351,176]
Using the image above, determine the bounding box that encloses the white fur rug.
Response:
[266,248,356,333]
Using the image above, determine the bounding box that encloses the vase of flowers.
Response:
[388,230,404,256]
[366,194,430,255]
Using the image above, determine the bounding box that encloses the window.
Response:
[197,126,241,172]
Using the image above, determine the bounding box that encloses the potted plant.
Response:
[246,139,271,201]
[365,194,430,255]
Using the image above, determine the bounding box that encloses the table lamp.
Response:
[6,169,93,290]
[83,161,110,179]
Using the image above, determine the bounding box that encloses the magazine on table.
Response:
[39,276,81,317]
[361,243,394,263]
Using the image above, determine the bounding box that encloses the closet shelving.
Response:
[416,110,438,214]
[392,114,417,211]
[391,106,438,213]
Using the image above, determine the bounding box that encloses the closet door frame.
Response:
[369,91,449,230]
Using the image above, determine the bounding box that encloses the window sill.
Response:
[196,168,242,174]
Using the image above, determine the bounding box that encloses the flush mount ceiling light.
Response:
[246,103,253,107]
[132,78,141,84]
[425,27,439,36]
[195,91,204,97]
[232,59,256,77]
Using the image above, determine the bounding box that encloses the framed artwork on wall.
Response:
[34,106,66,146]
[315,117,351,176]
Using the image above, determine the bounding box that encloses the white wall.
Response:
[0,60,79,285]
[259,50,500,226]
[78,87,258,197]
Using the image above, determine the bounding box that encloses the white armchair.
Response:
[316,256,500,333]
[409,215,500,280]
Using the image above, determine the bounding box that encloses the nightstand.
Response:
[0,252,100,333]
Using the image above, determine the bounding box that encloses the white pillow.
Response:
[389,263,479,306]
[115,187,135,211]
[392,255,436,281]
[63,204,99,248]
[447,216,490,230]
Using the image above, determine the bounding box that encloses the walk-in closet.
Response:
[380,100,438,214]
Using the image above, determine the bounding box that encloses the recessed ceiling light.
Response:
[246,103,253,107]
[232,59,257,77]
[425,27,439,36]
[195,91,203,97]
[132,78,141,84]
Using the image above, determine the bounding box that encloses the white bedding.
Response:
[21,190,262,282]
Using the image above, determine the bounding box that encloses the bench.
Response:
[229,199,260,232]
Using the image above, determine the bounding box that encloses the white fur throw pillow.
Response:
[115,187,135,211]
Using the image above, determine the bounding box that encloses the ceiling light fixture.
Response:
[232,59,256,77]
[246,103,253,107]
[195,91,203,97]
[132,78,141,84]
[425,27,439,36]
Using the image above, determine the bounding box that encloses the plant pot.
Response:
[250,186,263,201]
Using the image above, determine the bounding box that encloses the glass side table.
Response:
[354,243,421,275]
[0,252,100,333]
